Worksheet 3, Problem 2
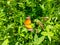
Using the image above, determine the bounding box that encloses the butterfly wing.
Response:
[24,19,31,25]
[25,24,33,32]
[24,24,32,29]
[24,16,33,32]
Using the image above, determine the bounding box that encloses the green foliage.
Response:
[33,34,45,45]
[2,39,9,45]
[0,0,60,45]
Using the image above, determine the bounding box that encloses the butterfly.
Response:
[24,16,33,32]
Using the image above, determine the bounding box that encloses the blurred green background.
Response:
[0,0,60,45]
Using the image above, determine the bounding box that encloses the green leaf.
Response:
[48,35,51,42]
[41,31,54,42]
[20,17,23,25]
[34,34,38,41]
[41,32,48,36]
[48,31,54,37]
[18,26,22,34]
[2,39,9,45]
[15,42,19,45]
[33,36,45,45]
[20,33,25,37]
[46,25,53,32]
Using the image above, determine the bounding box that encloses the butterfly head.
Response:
[26,16,30,20]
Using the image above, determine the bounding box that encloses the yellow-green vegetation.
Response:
[0,0,60,45]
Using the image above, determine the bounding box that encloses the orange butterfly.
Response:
[24,16,33,32]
